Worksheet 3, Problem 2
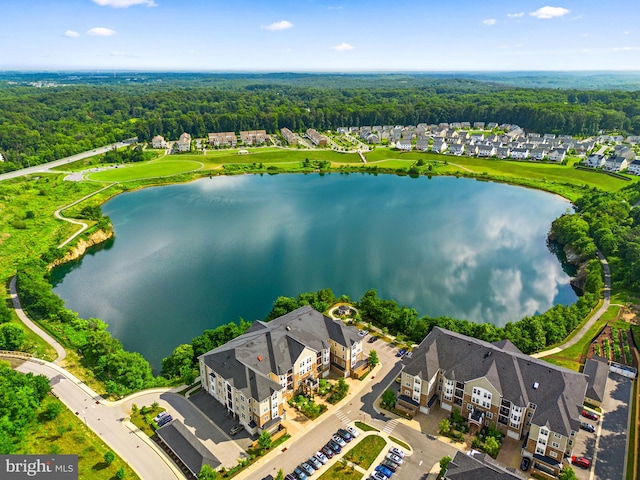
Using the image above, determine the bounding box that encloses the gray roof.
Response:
[200,306,361,401]
[584,356,609,403]
[404,327,587,436]
[157,421,220,476]
[445,451,524,480]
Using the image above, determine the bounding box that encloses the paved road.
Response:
[11,358,185,480]
[0,138,137,182]
[533,250,611,358]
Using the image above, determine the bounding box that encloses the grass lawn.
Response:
[355,421,379,432]
[87,160,204,182]
[22,396,139,480]
[344,435,387,469]
[317,462,364,480]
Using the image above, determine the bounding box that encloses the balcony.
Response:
[469,408,484,426]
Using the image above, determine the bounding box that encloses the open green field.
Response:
[88,160,204,182]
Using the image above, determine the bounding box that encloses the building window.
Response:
[536,447,545,455]
[554,433,562,439]
[549,451,558,458]
[540,428,549,436]
[486,412,493,419]
[552,442,560,449]
[467,404,473,411]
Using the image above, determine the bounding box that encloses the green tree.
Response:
[483,436,500,458]
[42,402,62,421]
[258,430,273,451]
[368,350,379,369]
[115,466,125,479]
[439,456,452,477]
[0,297,11,323]
[0,323,26,351]
[198,464,218,480]
[558,466,578,480]
[161,343,195,380]
[381,389,396,408]
[275,469,284,480]
[438,418,451,435]
[103,451,115,466]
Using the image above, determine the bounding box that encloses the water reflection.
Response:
[52,174,576,368]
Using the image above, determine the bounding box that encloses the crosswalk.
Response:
[383,419,398,434]
[334,409,352,425]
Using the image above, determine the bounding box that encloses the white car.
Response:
[386,453,403,465]
[347,426,360,437]
[153,411,168,423]
[389,447,405,458]
[332,435,346,447]
[315,451,329,464]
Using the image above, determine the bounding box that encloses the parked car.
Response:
[293,466,308,480]
[332,434,346,447]
[581,410,599,421]
[230,424,244,435]
[358,330,368,337]
[370,472,388,480]
[315,451,329,464]
[308,456,322,470]
[368,336,379,343]
[380,459,398,472]
[580,422,596,433]
[157,415,173,427]
[395,349,407,357]
[389,447,405,458]
[327,440,342,453]
[153,411,168,423]
[300,461,315,476]
[347,426,360,437]
[376,465,394,477]
[262,476,275,480]
[337,429,353,442]
[321,445,335,458]
[285,475,296,480]
[520,457,530,471]
[386,453,403,465]
[572,456,591,469]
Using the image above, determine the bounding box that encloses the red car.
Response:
[572,456,591,469]
[581,409,599,421]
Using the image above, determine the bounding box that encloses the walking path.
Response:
[532,250,611,358]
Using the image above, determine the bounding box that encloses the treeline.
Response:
[16,259,158,396]
[550,181,640,290]
[0,361,51,453]
[1,76,639,171]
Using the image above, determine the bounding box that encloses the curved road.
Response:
[533,250,611,358]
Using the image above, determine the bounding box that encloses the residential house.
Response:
[465,144,478,156]
[461,122,471,129]
[547,148,567,163]
[240,130,268,146]
[444,451,525,480]
[177,133,191,152]
[584,153,605,168]
[487,122,498,130]
[364,133,380,144]
[628,160,640,176]
[457,131,470,141]
[305,129,328,146]
[583,356,609,408]
[496,146,510,159]
[431,139,448,153]
[152,135,167,149]
[626,135,640,145]
[439,122,450,129]
[397,327,587,478]
[473,121,485,129]
[208,132,237,147]
[530,148,549,161]
[604,155,628,172]
[198,306,365,435]
[415,139,430,151]
[510,148,530,160]
[470,133,485,143]
[615,145,636,161]
[543,134,556,140]
[280,128,298,145]
[477,144,496,157]
[449,144,465,156]
[396,139,412,151]
[156,420,220,478]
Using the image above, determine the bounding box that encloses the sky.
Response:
[1,0,639,71]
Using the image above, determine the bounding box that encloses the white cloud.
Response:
[612,46,640,52]
[328,5,343,9]
[507,12,525,18]
[87,27,117,37]
[483,19,497,26]
[529,6,570,19]
[92,0,156,7]
[624,31,630,35]
[263,20,293,31]
[64,30,80,38]
[332,42,354,51]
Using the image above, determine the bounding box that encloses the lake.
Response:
[51,173,577,370]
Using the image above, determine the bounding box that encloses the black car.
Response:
[157,415,173,427]
[321,445,334,459]
[336,429,353,442]
[327,439,342,453]
[380,459,398,472]
[368,336,379,343]
[580,422,596,433]
[520,457,531,471]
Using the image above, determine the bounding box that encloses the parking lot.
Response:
[568,372,632,480]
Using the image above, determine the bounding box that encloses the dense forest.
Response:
[1,73,640,172]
